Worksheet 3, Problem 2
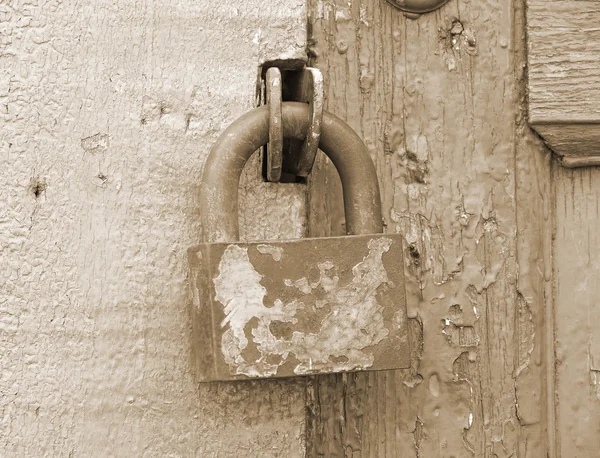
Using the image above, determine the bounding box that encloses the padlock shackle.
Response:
[200,101,383,243]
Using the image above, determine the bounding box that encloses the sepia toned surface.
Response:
[4,0,598,455]
[527,0,600,161]
[305,0,550,456]
[0,0,309,456]
[528,1,600,456]
[189,234,409,381]
[553,166,600,458]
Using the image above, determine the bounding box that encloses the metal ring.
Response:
[199,102,382,243]
[266,67,283,182]
[385,0,450,14]
[293,68,323,177]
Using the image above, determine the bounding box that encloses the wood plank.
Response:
[553,165,600,457]
[305,0,550,455]
[527,0,600,159]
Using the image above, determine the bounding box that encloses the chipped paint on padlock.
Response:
[189,102,410,382]
[189,234,409,381]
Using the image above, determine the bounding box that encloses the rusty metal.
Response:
[265,67,283,182]
[281,67,324,177]
[190,101,409,382]
[199,102,382,242]
[385,0,450,14]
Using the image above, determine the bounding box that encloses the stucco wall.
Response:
[0,1,308,455]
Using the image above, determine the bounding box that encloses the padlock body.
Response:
[188,234,409,382]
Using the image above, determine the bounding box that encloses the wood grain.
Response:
[527,0,600,158]
[553,165,600,457]
[305,0,550,456]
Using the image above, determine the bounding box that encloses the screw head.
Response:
[385,0,450,14]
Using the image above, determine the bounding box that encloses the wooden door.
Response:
[302,0,551,456]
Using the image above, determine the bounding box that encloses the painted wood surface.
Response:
[527,0,600,160]
[305,0,551,456]
[553,166,600,457]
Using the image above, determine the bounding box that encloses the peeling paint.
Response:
[591,370,600,399]
[515,292,534,378]
[80,132,109,154]
[304,0,549,454]
[257,244,284,261]
[284,277,313,295]
[441,323,479,347]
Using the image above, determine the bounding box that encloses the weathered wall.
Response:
[0,1,309,455]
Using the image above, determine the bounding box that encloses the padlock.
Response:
[188,102,410,382]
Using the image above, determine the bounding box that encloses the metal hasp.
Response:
[188,102,410,382]
[264,66,324,181]
[281,67,323,178]
[385,0,450,14]
[265,67,283,182]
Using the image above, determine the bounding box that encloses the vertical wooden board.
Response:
[514,131,553,457]
[306,0,549,456]
[554,166,600,457]
[514,1,554,454]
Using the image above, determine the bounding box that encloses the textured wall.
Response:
[0,1,308,455]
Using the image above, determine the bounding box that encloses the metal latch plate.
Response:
[188,234,410,382]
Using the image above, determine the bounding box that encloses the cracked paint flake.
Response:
[256,244,284,261]
[80,133,109,154]
[213,238,395,377]
[591,370,600,399]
